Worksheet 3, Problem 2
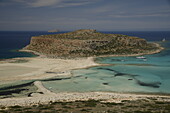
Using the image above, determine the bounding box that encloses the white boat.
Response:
[162,38,166,42]
[136,56,146,59]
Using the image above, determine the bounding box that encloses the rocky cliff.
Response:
[24,29,160,58]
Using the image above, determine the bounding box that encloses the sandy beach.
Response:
[0,44,169,107]
[0,56,99,85]
[0,80,170,107]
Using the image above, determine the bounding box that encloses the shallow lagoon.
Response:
[1,31,169,94]
[43,41,170,94]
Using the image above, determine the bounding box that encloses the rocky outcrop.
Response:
[24,29,159,58]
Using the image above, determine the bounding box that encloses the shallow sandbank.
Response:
[0,57,100,85]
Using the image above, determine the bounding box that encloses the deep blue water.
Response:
[103,31,170,41]
[0,31,66,59]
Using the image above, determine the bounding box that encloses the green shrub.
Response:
[0,106,6,109]
[9,105,22,109]
[84,99,98,107]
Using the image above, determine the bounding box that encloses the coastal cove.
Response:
[1,50,170,106]
[0,31,170,107]
[41,41,170,94]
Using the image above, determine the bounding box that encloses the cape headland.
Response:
[23,29,163,58]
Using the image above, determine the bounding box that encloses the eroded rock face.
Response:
[24,29,157,58]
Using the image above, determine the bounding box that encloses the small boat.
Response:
[136,56,146,59]
[143,59,147,61]
[162,38,166,42]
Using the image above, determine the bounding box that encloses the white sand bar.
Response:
[0,57,99,83]
[0,66,37,78]
[0,57,170,107]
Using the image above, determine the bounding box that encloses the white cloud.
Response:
[11,0,98,8]
[27,0,61,7]
[12,0,61,7]
[57,1,93,8]
[109,10,170,18]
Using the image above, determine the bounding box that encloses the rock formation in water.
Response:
[48,29,60,32]
[24,29,160,58]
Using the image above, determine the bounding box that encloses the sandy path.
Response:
[34,81,56,95]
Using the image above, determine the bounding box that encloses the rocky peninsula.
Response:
[23,29,162,58]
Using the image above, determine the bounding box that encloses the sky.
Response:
[0,0,170,31]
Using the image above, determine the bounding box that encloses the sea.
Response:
[0,31,170,94]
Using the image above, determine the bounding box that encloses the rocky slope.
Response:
[24,29,160,58]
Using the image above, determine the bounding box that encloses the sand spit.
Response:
[0,57,99,84]
[0,81,170,107]
[33,81,56,96]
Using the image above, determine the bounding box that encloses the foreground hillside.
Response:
[24,29,161,58]
[1,99,170,113]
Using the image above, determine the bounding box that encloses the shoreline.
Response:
[0,80,170,107]
[0,42,163,82]
[0,81,170,107]
[0,56,99,83]
[20,42,164,59]
[95,43,164,58]
[0,42,169,107]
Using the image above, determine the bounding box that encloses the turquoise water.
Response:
[43,41,170,94]
[0,31,170,94]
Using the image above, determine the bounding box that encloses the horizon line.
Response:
[0,30,170,32]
